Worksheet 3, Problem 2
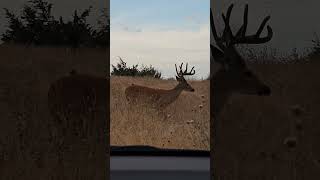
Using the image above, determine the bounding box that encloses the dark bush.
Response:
[1,0,109,48]
[111,57,162,79]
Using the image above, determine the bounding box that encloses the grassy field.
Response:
[1,44,320,178]
[0,45,108,179]
[110,76,210,150]
[213,57,320,179]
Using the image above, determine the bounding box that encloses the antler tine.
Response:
[256,16,271,37]
[175,64,179,75]
[182,63,195,76]
[210,8,219,42]
[179,62,183,74]
[221,4,234,30]
[175,63,184,77]
[210,8,225,51]
[222,4,233,24]
[175,62,196,76]
[234,4,273,44]
[184,63,188,74]
[235,4,248,38]
[236,17,272,44]
[242,4,248,37]
[221,4,234,46]
[189,66,195,75]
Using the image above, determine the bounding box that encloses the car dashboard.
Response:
[110,145,210,180]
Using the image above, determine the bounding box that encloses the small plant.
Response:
[308,32,320,58]
[111,57,162,79]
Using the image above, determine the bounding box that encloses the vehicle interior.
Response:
[110,145,210,180]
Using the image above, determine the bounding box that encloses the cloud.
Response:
[110,23,210,79]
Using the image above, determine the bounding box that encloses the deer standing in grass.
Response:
[210,4,273,179]
[125,63,196,110]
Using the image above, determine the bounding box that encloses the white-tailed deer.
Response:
[210,3,272,118]
[125,63,195,109]
[210,3,273,178]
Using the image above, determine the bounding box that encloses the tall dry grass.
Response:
[110,76,210,150]
[212,57,320,179]
[0,45,108,179]
[2,44,320,178]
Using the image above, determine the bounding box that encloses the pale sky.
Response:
[110,0,210,79]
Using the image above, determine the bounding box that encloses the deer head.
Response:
[210,4,272,96]
[175,62,196,92]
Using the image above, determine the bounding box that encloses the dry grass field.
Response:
[213,57,320,179]
[110,76,210,150]
[1,44,320,178]
[0,45,108,179]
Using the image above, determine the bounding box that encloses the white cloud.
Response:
[110,23,210,79]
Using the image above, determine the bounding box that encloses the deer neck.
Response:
[158,84,184,107]
[212,89,230,118]
[212,72,232,119]
[169,84,185,98]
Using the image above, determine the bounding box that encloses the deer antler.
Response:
[175,62,195,77]
[210,7,224,51]
[233,4,273,44]
[211,4,273,49]
[210,4,273,69]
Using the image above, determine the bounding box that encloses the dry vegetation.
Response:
[214,57,320,179]
[110,76,210,150]
[2,44,320,178]
[0,45,108,179]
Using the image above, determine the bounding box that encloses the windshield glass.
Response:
[110,0,210,151]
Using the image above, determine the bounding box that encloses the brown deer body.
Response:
[210,4,273,179]
[125,63,195,109]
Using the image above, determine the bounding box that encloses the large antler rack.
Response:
[210,4,273,51]
[175,62,195,78]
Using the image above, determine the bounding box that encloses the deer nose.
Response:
[258,86,271,96]
[190,88,195,92]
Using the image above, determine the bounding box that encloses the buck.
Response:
[210,4,273,178]
[125,63,196,109]
[210,3,273,120]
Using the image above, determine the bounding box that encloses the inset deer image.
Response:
[210,4,272,118]
[125,63,196,110]
[210,3,273,179]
